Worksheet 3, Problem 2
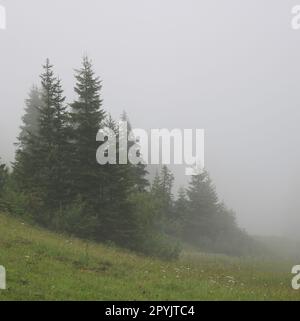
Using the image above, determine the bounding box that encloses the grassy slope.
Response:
[0,213,299,301]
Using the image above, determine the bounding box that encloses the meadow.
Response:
[0,212,299,301]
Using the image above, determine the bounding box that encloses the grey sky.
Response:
[0,0,299,236]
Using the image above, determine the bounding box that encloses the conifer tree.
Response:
[160,165,174,207]
[169,186,188,237]
[151,166,174,219]
[98,113,147,245]
[70,56,106,205]
[15,59,70,222]
[183,171,220,246]
[174,187,188,220]
[151,170,161,194]
[36,60,70,211]
[50,77,72,207]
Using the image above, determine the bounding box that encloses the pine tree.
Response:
[171,187,189,237]
[14,59,71,222]
[150,166,176,236]
[174,187,188,220]
[160,165,174,206]
[97,113,148,246]
[50,77,72,207]
[183,170,220,246]
[36,60,71,211]
[151,166,174,218]
[70,56,106,205]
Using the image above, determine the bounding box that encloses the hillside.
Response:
[0,212,299,300]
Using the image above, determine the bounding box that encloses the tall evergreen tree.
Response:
[151,170,161,195]
[97,113,148,246]
[160,165,174,207]
[14,59,70,222]
[151,166,174,219]
[50,77,72,207]
[174,187,188,220]
[36,60,70,211]
[183,170,220,246]
[70,56,106,205]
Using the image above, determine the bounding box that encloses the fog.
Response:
[0,0,299,237]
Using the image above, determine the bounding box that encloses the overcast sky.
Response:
[0,0,299,237]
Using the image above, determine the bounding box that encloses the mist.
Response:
[0,0,299,238]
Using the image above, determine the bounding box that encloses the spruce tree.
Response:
[184,170,220,246]
[168,187,188,238]
[160,165,174,207]
[15,59,70,222]
[151,166,174,218]
[37,60,70,211]
[98,113,146,246]
[50,77,71,207]
[70,56,106,206]
[174,187,188,220]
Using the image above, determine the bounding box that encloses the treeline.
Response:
[0,57,257,258]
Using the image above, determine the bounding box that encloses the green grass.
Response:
[0,212,299,300]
